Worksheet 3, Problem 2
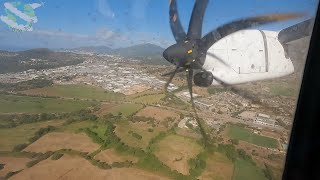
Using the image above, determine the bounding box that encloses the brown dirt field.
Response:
[199,152,234,180]
[237,141,272,159]
[260,130,281,139]
[123,85,151,95]
[95,103,116,116]
[10,155,169,180]
[154,135,202,175]
[193,86,210,97]
[23,132,100,153]
[135,106,179,122]
[94,149,138,164]
[0,157,31,177]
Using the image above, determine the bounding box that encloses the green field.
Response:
[132,94,165,104]
[21,84,124,101]
[109,103,143,116]
[270,84,296,97]
[59,121,96,133]
[90,123,109,140]
[228,125,278,148]
[0,94,97,113]
[233,159,267,180]
[0,120,65,151]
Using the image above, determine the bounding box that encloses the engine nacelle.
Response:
[194,71,213,87]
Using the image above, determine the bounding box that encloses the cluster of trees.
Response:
[146,132,167,152]
[4,170,23,179]
[218,143,256,165]
[86,154,134,169]
[230,139,239,145]
[0,163,4,170]
[161,117,175,128]
[267,153,284,160]
[81,128,105,145]
[263,163,276,180]
[237,149,255,165]
[29,126,56,143]
[128,131,142,140]
[13,126,56,153]
[0,78,53,91]
[218,144,238,162]
[0,113,59,128]
[103,113,122,122]
[51,153,64,160]
[111,161,134,168]
[12,144,28,152]
[69,109,98,121]
[26,151,54,168]
[0,108,99,130]
[130,116,156,127]
[188,152,207,177]
[62,109,98,126]
[137,152,187,180]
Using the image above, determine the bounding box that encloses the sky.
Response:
[0,0,318,50]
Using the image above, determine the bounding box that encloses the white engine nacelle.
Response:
[200,30,294,86]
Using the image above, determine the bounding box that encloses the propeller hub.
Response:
[163,41,198,67]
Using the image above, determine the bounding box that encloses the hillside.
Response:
[0,48,85,74]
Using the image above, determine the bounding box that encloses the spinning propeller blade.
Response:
[200,13,304,51]
[186,68,209,146]
[164,65,180,92]
[169,0,187,42]
[187,0,209,40]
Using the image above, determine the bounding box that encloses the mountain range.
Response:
[61,43,170,65]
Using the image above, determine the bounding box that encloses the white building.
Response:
[254,113,276,127]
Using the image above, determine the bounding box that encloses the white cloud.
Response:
[97,0,115,19]
[0,27,174,49]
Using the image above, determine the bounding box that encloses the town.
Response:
[0,55,178,95]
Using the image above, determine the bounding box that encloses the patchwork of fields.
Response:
[0,84,279,180]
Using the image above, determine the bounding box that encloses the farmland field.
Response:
[153,134,202,175]
[21,84,124,101]
[132,93,165,104]
[108,103,143,116]
[233,159,267,180]
[0,94,97,113]
[270,84,296,97]
[0,120,65,151]
[0,156,31,177]
[10,155,169,180]
[94,148,138,164]
[115,121,166,150]
[199,152,234,180]
[135,106,179,122]
[59,120,96,133]
[227,125,279,149]
[23,132,100,153]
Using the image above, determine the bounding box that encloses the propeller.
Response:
[163,0,303,146]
